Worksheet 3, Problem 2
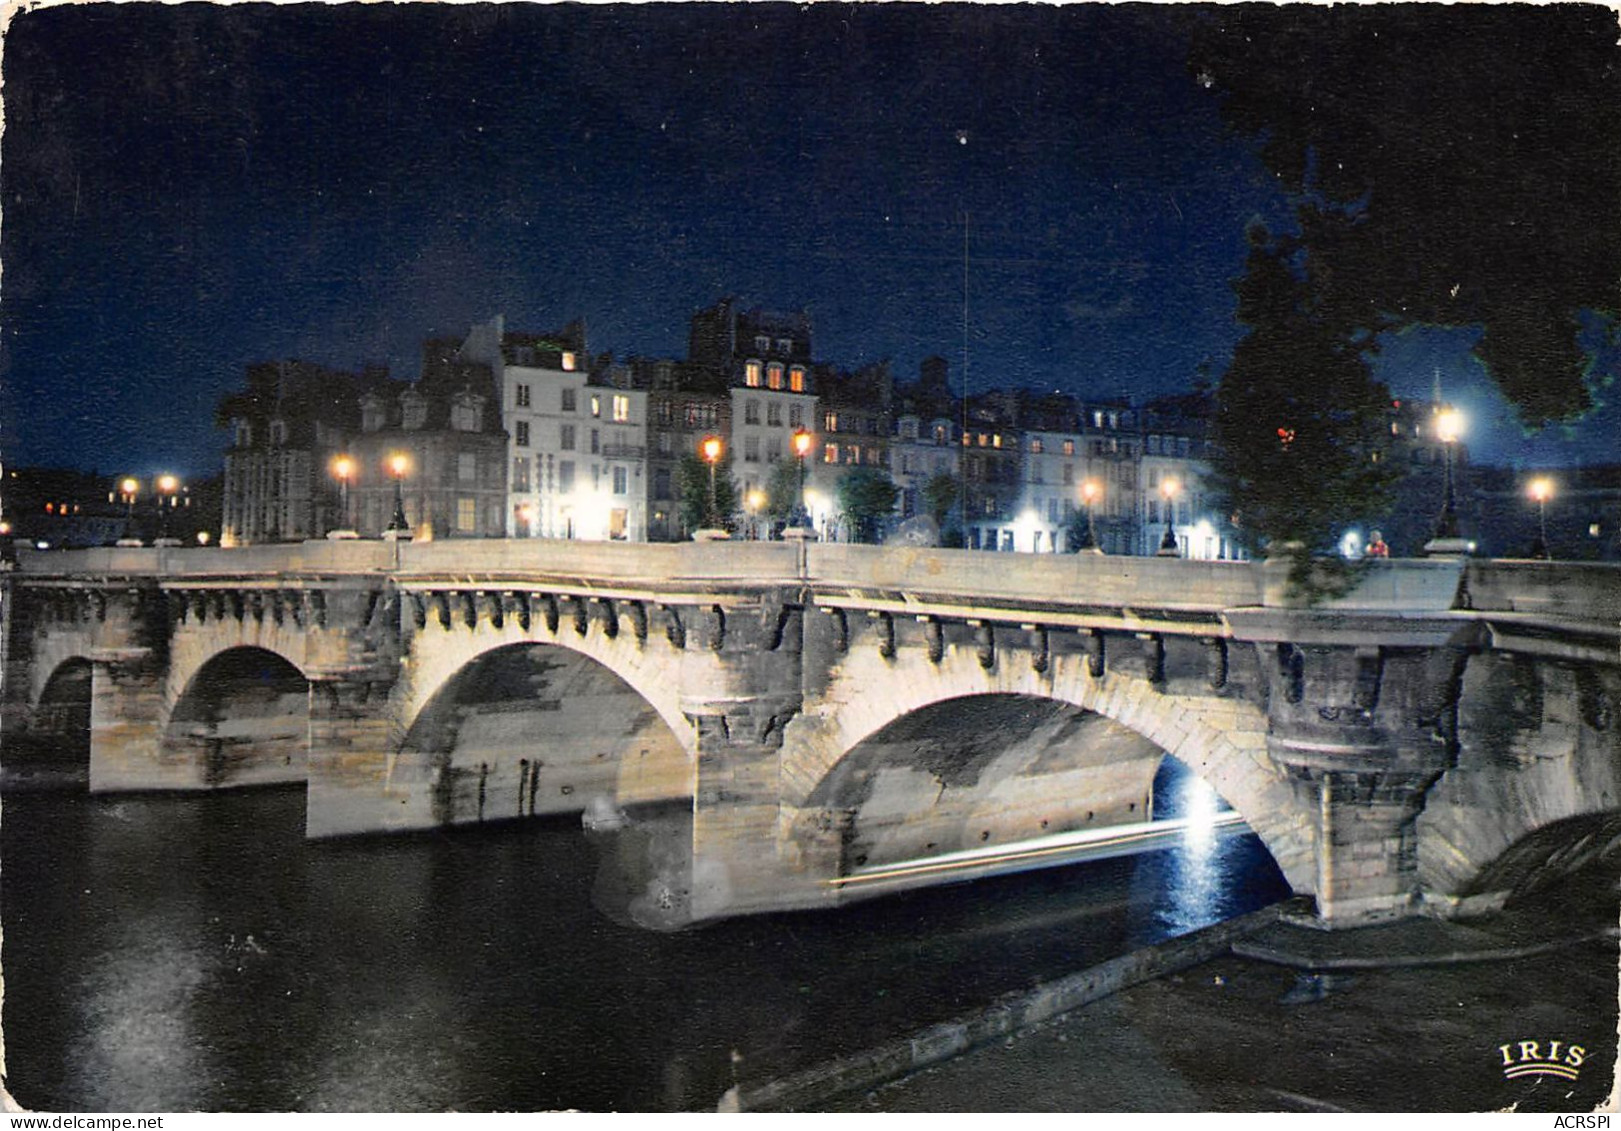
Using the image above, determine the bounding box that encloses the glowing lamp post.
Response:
[1156,477,1181,557]
[384,452,412,540]
[1423,407,1473,555]
[746,488,767,540]
[1527,477,1554,560]
[700,436,724,530]
[155,474,181,544]
[1078,479,1102,553]
[328,454,358,538]
[117,477,141,544]
[791,429,814,531]
[1434,408,1464,540]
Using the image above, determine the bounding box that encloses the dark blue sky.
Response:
[2,3,1614,481]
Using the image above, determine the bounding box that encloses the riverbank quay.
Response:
[731,872,1620,1113]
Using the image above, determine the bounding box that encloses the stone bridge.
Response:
[3,540,1618,930]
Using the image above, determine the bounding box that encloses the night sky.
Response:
[3,2,1616,482]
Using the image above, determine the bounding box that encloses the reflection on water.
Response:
[2,759,1287,1112]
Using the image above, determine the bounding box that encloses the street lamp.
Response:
[746,488,767,540]
[1156,477,1181,557]
[155,474,180,544]
[1527,477,1554,560]
[117,476,141,544]
[330,454,357,537]
[700,436,724,530]
[1433,408,1465,541]
[791,429,814,529]
[385,452,412,540]
[1078,479,1102,552]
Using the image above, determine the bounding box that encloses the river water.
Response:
[1,761,1288,1112]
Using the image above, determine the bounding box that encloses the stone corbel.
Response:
[662,605,686,650]
[1023,624,1049,674]
[1084,629,1106,679]
[1203,636,1228,690]
[870,611,896,659]
[971,620,995,670]
[921,616,945,665]
[538,593,561,634]
[706,604,727,652]
[596,598,619,639]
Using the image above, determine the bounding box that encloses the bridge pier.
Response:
[86,647,182,790]
[305,672,416,837]
[669,600,813,927]
[1233,611,1475,926]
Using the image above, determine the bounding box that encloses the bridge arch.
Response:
[161,646,311,787]
[396,602,691,756]
[780,635,1315,894]
[392,635,692,829]
[12,657,96,785]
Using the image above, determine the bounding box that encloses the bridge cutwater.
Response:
[3,541,1617,931]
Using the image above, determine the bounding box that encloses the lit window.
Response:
[979,433,989,447]
[590,395,601,418]
[1591,523,1602,538]
[456,497,477,532]
[767,363,784,390]
[1030,438,1043,454]
[745,361,762,387]
[561,351,577,372]
[612,395,630,423]
[825,411,839,432]
[1063,439,1075,456]
[789,366,805,392]
[992,434,1002,449]
[824,443,839,464]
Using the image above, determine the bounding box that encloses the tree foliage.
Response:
[1209,224,1401,587]
[674,453,737,534]
[1189,6,1621,430]
[836,466,900,544]
[763,460,802,524]
[921,472,960,532]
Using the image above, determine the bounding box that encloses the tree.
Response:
[674,453,737,535]
[921,472,961,532]
[1208,223,1401,592]
[1189,6,1620,430]
[763,461,801,525]
[835,467,899,544]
